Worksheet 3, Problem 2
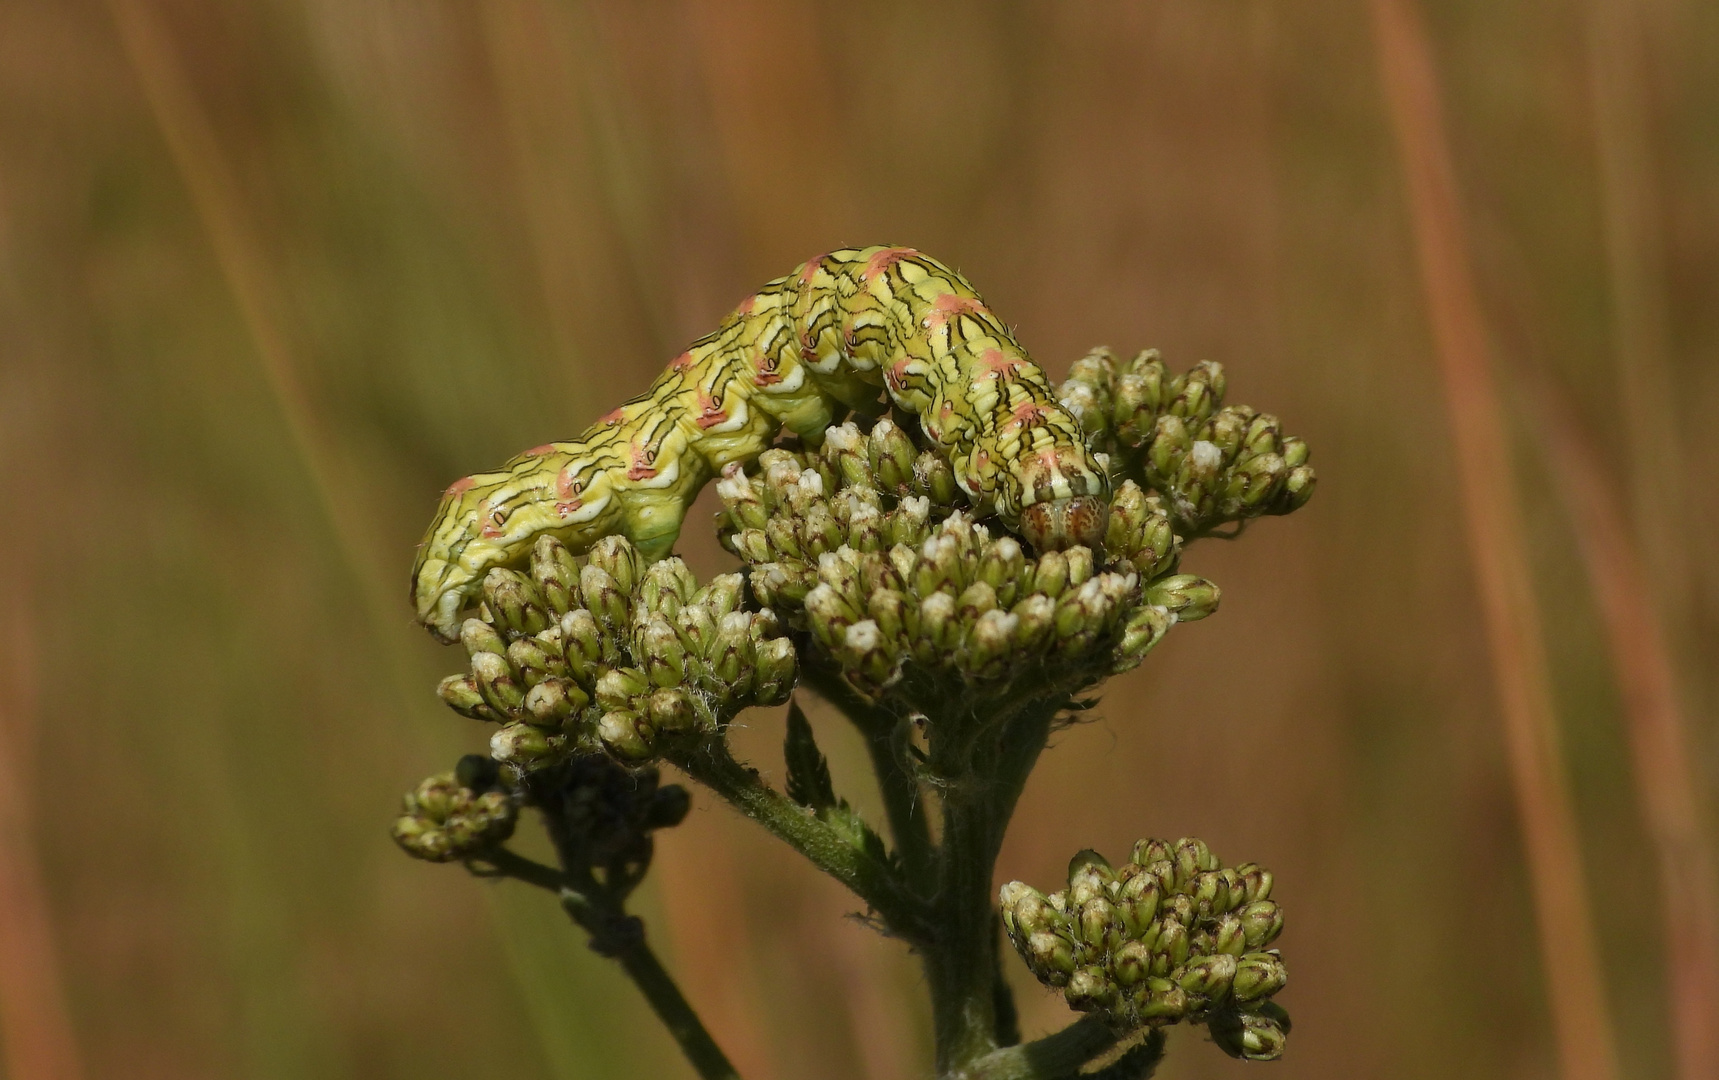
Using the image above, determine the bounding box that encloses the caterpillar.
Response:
[413,246,1110,641]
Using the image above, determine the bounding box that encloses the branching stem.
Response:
[669,736,935,944]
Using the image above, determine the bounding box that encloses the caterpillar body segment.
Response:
[414,246,1110,640]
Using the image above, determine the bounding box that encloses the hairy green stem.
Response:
[925,697,1065,1073]
[803,664,937,892]
[671,737,933,943]
[955,1016,1122,1080]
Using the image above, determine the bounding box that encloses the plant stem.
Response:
[670,737,933,943]
[482,848,741,1080]
[955,1015,1122,1080]
[803,664,936,891]
[925,697,1064,1073]
[606,928,743,1080]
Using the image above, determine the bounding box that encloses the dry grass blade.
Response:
[1522,373,1719,1080]
[103,0,400,640]
[0,609,85,1080]
[1368,2,1621,1079]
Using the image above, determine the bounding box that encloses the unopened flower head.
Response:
[998,837,1290,1057]
[391,754,517,862]
[436,533,796,772]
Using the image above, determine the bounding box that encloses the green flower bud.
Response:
[484,568,551,639]
[717,463,771,531]
[1155,919,1190,972]
[1145,574,1220,623]
[1065,967,1118,1012]
[964,609,1018,678]
[1132,838,1173,867]
[913,452,959,506]
[559,608,608,678]
[634,616,684,688]
[1191,870,1232,917]
[800,502,845,557]
[1000,882,1055,939]
[1113,371,1160,447]
[1077,896,1119,947]
[460,617,508,661]
[1111,940,1153,987]
[752,637,798,705]
[1149,413,1192,479]
[1232,952,1288,1002]
[1120,872,1162,935]
[1026,931,1077,984]
[1137,979,1189,1023]
[955,581,998,626]
[840,619,899,693]
[707,611,750,687]
[694,573,745,619]
[915,534,964,596]
[751,562,815,609]
[1235,862,1273,903]
[597,710,655,763]
[822,422,872,489]
[579,563,631,631]
[596,666,650,710]
[816,548,865,600]
[1208,1003,1290,1061]
[639,557,697,617]
[472,650,525,715]
[976,537,1026,606]
[587,535,641,595]
[490,721,555,766]
[868,417,919,493]
[886,496,933,548]
[1279,465,1316,513]
[1011,594,1056,651]
[392,772,516,862]
[436,673,497,721]
[1059,380,1109,439]
[1033,551,1069,599]
[866,589,909,644]
[1179,952,1238,1001]
[530,534,582,615]
[1239,900,1284,949]
[846,499,884,551]
[507,635,560,688]
[1213,911,1249,956]
[916,591,958,659]
[524,676,587,727]
[1065,546,1095,588]
[1067,850,1115,905]
[730,526,773,563]
[805,583,863,649]
[1173,837,1218,887]
[647,688,695,734]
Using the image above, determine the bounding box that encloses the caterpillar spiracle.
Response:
[413,246,1111,641]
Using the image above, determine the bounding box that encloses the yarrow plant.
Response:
[391,249,1313,1079]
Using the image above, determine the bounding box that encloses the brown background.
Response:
[1,2,1715,1078]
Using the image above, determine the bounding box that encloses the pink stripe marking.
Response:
[669,351,694,372]
[523,443,557,457]
[444,475,476,498]
[862,247,918,281]
[925,292,984,331]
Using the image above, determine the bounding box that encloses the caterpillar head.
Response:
[1014,445,1111,553]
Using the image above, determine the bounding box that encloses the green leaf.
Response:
[783,699,837,811]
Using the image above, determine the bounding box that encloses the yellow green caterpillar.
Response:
[413,246,1110,641]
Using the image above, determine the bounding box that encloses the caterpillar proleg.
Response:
[413,246,1110,640]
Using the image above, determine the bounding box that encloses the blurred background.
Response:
[1,1,1715,1078]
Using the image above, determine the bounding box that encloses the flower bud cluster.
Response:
[1058,348,1316,537]
[716,421,1215,699]
[391,754,517,862]
[1000,838,1290,1060]
[524,754,691,874]
[437,533,796,770]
